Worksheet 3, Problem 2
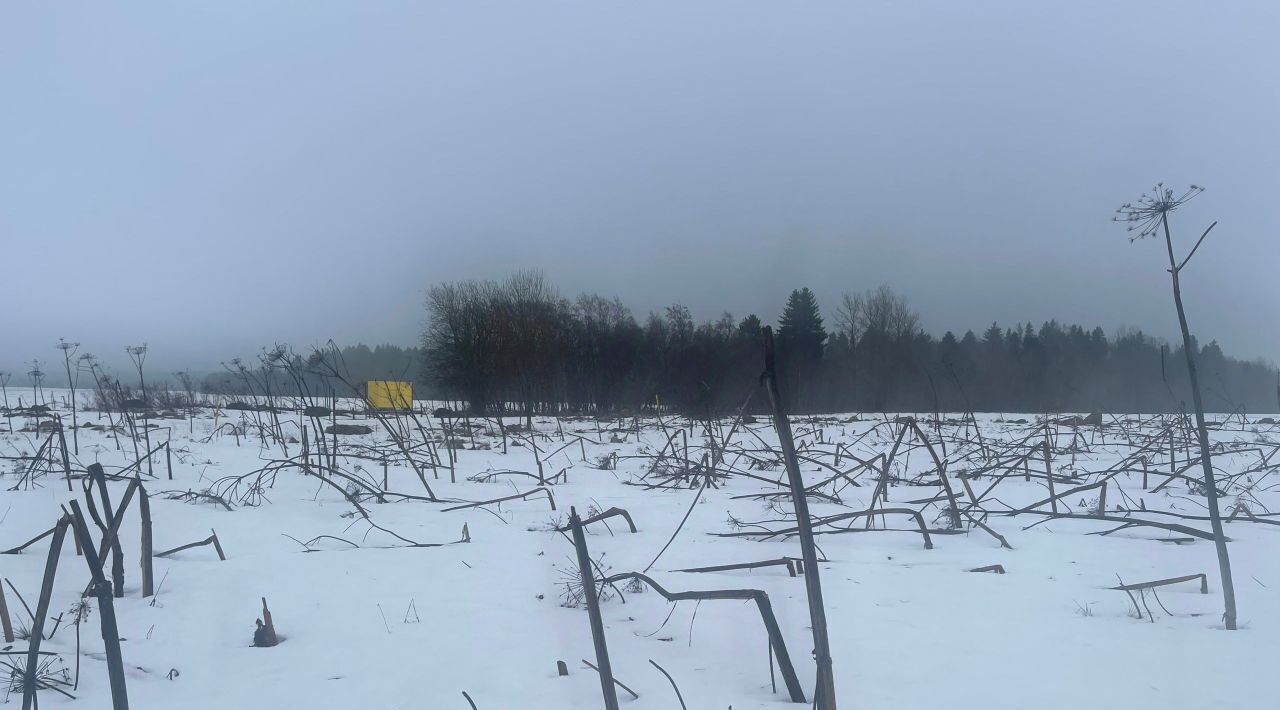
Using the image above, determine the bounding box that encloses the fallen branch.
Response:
[601,571,806,704]
[1109,573,1208,594]
[1016,511,1216,541]
[1,525,58,555]
[968,565,1006,574]
[556,507,637,534]
[648,659,688,710]
[673,558,798,577]
[441,487,556,513]
[155,530,227,560]
[581,659,639,700]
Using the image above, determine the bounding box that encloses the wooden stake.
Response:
[211,529,227,561]
[140,485,154,597]
[760,326,836,709]
[67,502,129,710]
[569,507,620,710]
[22,515,71,710]
[1043,432,1058,515]
[0,580,12,642]
[57,417,73,492]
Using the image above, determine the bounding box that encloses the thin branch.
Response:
[1176,221,1217,272]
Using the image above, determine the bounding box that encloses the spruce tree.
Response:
[777,288,828,365]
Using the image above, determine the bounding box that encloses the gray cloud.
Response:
[2,1,1278,376]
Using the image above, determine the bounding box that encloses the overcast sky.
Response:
[2,1,1278,377]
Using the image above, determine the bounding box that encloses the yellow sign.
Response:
[367,380,413,410]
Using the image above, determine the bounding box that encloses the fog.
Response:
[2,1,1278,375]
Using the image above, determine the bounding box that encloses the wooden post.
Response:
[1043,432,1057,514]
[68,502,129,710]
[446,419,457,483]
[569,507,620,710]
[165,441,173,480]
[0,581,13,643]
[21,516,70,710]
[532,436,544,486]
[760,327,836,709]
[88,463,130,598]
[57,417,73,492]
[140,485,154,597]
[210,529,227,561]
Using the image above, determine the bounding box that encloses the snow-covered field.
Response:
[2,393,1277,709]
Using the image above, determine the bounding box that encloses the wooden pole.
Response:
[57,416,74,492]
[760,326,836,708]
[0,581,13,643]
[140,484,154,597]
[68,501,129,710]
[22,516,71,710]
[1043,431,1058,514]
[569,507,620,710]
[211,529,227,561]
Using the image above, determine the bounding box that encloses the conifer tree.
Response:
[777,288,827,364]
[776,288,827,406]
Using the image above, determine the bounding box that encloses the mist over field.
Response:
[2,1,1278,376]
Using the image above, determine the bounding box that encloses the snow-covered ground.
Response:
[1,393,1277,709]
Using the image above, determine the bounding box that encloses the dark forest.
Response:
[419,272,1278,416]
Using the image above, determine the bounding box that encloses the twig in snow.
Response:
[648,659,688,710]
[581,659,639,700]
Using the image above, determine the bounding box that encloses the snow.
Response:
[1,394,1277,709]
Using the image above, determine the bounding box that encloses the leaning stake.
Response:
[22,515,71,710]
[68,501,129,710]
[760,326,837,708]
[569,507,620,710]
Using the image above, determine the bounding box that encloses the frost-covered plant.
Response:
[557,554,614,608]
[3,653,74,702]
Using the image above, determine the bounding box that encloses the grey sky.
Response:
[2,1,1278,377]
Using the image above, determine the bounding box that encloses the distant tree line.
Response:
[421,272,1278,416]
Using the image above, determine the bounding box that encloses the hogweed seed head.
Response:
[1115,183,1204,240]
